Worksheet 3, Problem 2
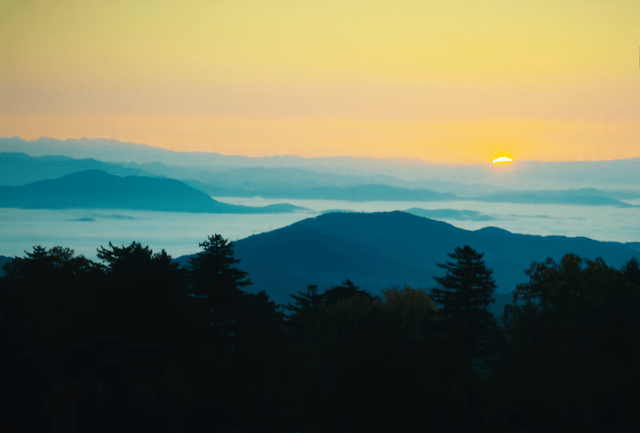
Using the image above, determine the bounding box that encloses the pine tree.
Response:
[429,245,498,430]
[282,284,325,320]
[186,234,252,344]
[621,256,640,288]
[430,246,497,348]
[280,283,332,414]
[95,241,190,346]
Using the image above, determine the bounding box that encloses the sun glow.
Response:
[491,152,514,164]
[492,156,513,164]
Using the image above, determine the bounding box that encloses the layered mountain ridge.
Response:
[0,169,306,214]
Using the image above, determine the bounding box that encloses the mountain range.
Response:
[3,211,638,323]
[0,151,159,186]
[3,136,640,190]
[0,170,307,213]
[172,211,640,319]
[2,137,639,321]
[2,151,639,207]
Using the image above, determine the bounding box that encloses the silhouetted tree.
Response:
[490,253,640,432]
[307,285,451,432]
[95,241,190,347]
[379,284,438,314]
[0,246,105,432]
[282,284,324,317]
[319,279,380,309]
[319,284,440,341]
[278,283,354,431]
[281,283,327,359]
[186,234,251,347]
[503,254,627,327]
[181,234,270,432]
[621,256,640,288]
[430,245,499,430]
[91,241,202,432]
[10,235,640,432]
[2,245,103,288]
[225,290,291,432]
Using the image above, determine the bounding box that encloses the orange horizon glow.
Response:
[3,115,639,164]
[1,0,637,163]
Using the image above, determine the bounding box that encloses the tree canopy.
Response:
[621,256,640,287]
[2,238,639,433]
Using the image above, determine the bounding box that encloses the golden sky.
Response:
[1,0,638,163]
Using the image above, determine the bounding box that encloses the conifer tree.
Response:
[430,245,498,429]
[186,234,251,344]
[621,256,640,287]
[282,284,325,322]
[95,241,189,347]
[280,283,333,423]
[430,246,498,352]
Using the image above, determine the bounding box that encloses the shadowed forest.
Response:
[2,235,640,433]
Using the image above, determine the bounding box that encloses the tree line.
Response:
[1,234,640,432]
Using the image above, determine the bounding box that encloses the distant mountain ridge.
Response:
[405,208,497,221]
[476,188,639,207]
[2,150,639,206]
[0,151,510,197]
[0,170,306,214]
[202,185,638,207]
[0,152,162,186]
[2,136,640,189]
[0,136,433,169]
[204,184,457,202]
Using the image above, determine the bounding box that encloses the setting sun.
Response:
[492,156,513,164]
[491,152,514,164]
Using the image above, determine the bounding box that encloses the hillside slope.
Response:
[174,211,639,318]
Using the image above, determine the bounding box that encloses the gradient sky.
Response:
[1,0,638,163]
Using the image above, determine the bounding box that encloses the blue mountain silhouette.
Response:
[173,211,639,320]
[0,170,306,213]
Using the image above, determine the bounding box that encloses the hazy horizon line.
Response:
[4,135,640,166]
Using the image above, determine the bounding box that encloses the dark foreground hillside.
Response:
[2,232,640,433]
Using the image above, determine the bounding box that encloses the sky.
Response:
[1,0,638,164]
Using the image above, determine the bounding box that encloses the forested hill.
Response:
[3,223,640,431]
[0,170,306,214]
[174,211,639,310]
